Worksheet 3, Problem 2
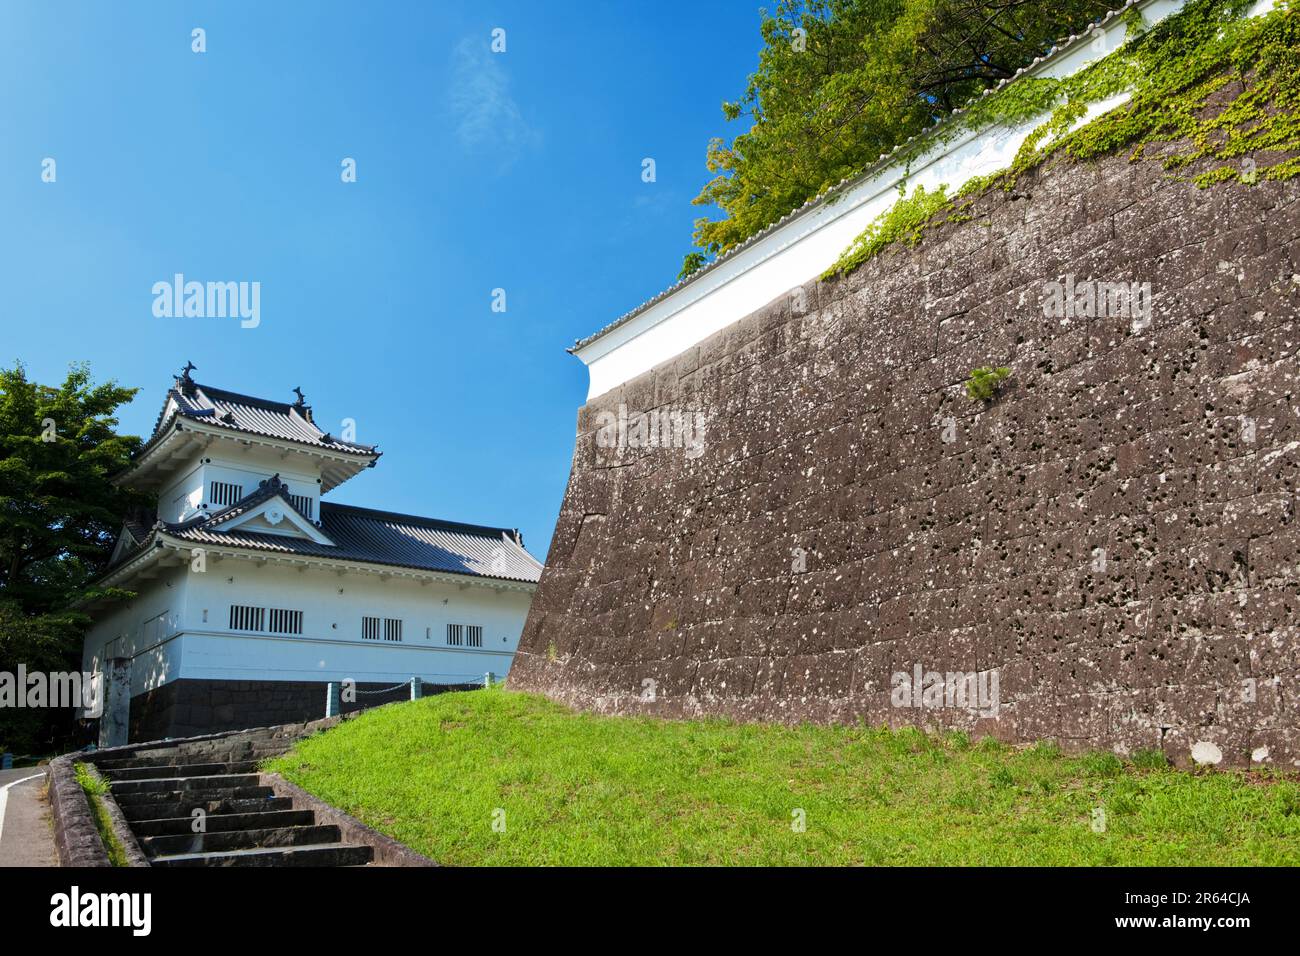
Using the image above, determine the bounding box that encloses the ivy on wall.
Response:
[825,0,1300,278]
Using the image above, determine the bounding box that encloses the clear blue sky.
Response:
[0,0,762,558]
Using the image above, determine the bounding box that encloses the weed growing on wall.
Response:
[75,762,128,866]
[964,366,1012,402]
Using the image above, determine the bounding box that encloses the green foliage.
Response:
[981,0,1300,188]
[75,762,129,866]
[822,183,955,277]
[964,366,1012,402]
[943,729,971,751]
[74,760,109,796]
[269,690,1300,866]
[1080,751,1125,777]
[0,362,143,754]
[1131,748,1173,770]
[954,0,1300,200]
[0,362,143,614]
[1120,4,1149,37]
[685,0,1114,266]
[989,765,1016,787]
[678,252,707,281]
[715,0,1300,280]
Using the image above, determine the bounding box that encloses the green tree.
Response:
[686,0,1112,267]
[0,362,143,755]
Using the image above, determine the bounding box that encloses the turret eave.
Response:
[115,418,379,493]
[81,533,539,614]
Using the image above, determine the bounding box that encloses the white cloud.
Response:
[447,36,540,169]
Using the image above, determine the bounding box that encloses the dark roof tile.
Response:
[148,381,378,457]
[109,485,542,585]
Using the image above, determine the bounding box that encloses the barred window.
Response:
[446,624,463,646]
[362,616,381,640]
[210,481,244,506]
[289,493,314,519]
[466,625,483,648]
[268,608,303,635]
[229,605,265,631]
[384,618,402,642]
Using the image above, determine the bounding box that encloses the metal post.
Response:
[325,681,341,718]
[410,676,423,700]
[484,671,495,688]
[98,657,131,749]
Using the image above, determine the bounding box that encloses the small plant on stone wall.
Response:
[965,366,1012,403]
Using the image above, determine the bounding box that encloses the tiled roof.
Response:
[122,513,154,544]
[146,380,379,458]
[112,481,542,585]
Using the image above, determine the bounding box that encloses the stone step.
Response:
[141,824,342,857]
[101,761,261,781]
[121,795,292,822]
[110,773,262,795]
[95,756,181,771]
[98,743,295,764]
[92,729,380,868]
[98,744,291,769]
[151,842,374,868]
[172,747,290,763]
[113,786,275,809]
[115,786,275,809]
[130,809,316,837]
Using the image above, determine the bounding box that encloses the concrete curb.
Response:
[45,756,109,867]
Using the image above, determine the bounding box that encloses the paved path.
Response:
[0,769,59,867]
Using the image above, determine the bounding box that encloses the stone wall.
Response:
[510,148,1300,767]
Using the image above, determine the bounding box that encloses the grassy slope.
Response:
[268,689,1300,866]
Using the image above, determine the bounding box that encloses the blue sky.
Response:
[0,0,762,558]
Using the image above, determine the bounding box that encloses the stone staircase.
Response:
[96,738,374,867]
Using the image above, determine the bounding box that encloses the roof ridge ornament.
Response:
[291,385,315,424]
[176,361,198,397]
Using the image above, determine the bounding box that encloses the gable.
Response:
[109,525,143,564]
[212,496,335,545]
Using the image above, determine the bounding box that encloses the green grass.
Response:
[74,762,129,867]
[267,688,1300,866]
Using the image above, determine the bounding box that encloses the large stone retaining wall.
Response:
[510,147,1300,767]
